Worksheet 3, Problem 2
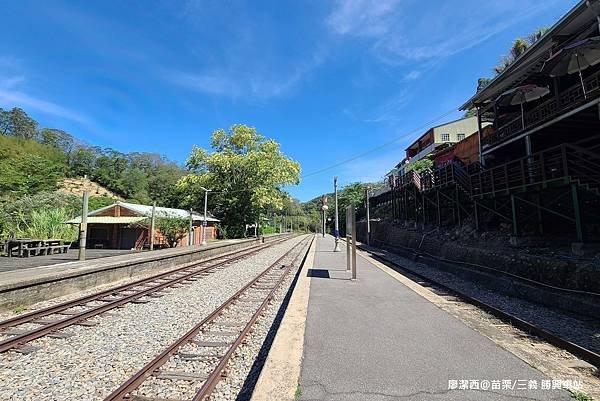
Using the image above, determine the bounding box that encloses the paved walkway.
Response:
[0,249,135,272]
[298,235,570,401]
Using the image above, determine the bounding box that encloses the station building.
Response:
[67,201,219,250]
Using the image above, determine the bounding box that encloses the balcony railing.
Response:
[482,68,600,148]
[392,139,600,198]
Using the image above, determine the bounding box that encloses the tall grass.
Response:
[19,208,77,241]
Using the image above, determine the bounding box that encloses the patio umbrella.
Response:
[541,36,600,98]
[495,84,550,130]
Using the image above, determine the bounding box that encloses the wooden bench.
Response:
[22,247,48,257]
[47,244,70,254]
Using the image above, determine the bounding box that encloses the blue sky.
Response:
[0,0,578,201]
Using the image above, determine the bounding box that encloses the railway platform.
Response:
[297,234,571,401]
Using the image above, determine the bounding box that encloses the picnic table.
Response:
[4,239,71,258]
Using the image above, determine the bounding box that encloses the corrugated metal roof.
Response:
[66,216,148,224]
[87,201,220,222]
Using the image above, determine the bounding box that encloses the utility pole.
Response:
[78,191,89,261]
[150,202,156,251]
[188,208,194,246]
[366,187,371,246]
[333,177,340,252]
[200,187,211,245]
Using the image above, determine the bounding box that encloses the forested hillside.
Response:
[0,107,184,205]
[0,107,185,239]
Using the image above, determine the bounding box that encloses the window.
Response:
[457,133,465,141]
[441,133,450,142]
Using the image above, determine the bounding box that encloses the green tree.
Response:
[155,217,189,247]
[8,108,38,139]
[405,158,433,173]
[178,124,301,237]
[494,27,549,75]
[0,135,67,197]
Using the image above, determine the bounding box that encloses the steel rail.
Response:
[0,237,292,353]
[361,245,600,369]
[0,238,288,331]
[104,236,312,401]
[192,236,313,400]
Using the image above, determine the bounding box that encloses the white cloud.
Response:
[326,0,565,66]
[0,89,90,125]
[403,70,421,81]
[169,47,326,100]
[326,0,402,37]
[0,75,25,89]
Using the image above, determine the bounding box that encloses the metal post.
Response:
[334,177,340,251]
[571,184,584,242]
[150,202,156,251]
[510,194,519,237]
[346,207,351,272]
[474,199,480,232]
[476,107,485,166]
[365,187,371,246]
[78,191,89,261]
[189,208,193,246]
[202,188,210,245]
[351,206,357,280]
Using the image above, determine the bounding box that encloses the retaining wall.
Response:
[357,221,600,317]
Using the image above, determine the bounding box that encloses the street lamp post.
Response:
[200,186,211,246]
[333,177,340,252]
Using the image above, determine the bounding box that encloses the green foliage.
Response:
[494,27,549,75]
[178,124,301,238]
[405,158,433,173]
[0,107,38,139]
[0,192,80,240]
[155,217,189,247]
[21,208,78,241]
[304,181,384,236]
[0,135,67,197]
[569,390,593,401]
[88,196,116,211]
[0,107,185,207]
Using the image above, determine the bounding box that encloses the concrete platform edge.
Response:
[0,234,290,311]
[250,234,316,401]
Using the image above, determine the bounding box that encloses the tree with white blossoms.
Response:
[178,124,301,238]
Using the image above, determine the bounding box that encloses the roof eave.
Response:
[459,0,590,111]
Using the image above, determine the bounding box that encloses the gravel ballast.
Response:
[0,235,308,401]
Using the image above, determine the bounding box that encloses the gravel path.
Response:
[0,235,308,401]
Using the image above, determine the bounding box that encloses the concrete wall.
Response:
[357,221,600,317]
[432,116,478,143]
[0,234,290,311]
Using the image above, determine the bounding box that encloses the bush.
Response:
[0,192,80,239]
[21,209,78,240]
[155,217,189,247]
[405,158,433,173]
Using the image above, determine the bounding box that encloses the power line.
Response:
[300,107,460,179]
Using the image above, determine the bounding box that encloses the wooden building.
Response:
[371,0,600,245]
[67,202,219,250]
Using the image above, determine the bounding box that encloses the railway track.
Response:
[359,244,600,369]
[104,235,312,401]
[0,236,291,354]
